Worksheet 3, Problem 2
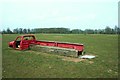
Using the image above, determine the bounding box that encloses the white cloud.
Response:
[1,0,119,2]
[57,16,78,22]
[51,10,59,16]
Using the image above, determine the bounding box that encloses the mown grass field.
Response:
[2,34,118,78]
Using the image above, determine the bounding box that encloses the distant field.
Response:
[2,34,118,78]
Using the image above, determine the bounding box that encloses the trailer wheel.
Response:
[78,51,82,56]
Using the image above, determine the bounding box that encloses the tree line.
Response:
[1,26,120,34]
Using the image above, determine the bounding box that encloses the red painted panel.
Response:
[20,40,29,50]
[57,43,74,49]
[57,43,84,51]
[36,40,84,52]
[9,35,84,52]
[36,41,56,46]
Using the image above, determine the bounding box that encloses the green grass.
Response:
[2,34,118,78]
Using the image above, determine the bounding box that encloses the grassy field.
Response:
[2,34,118,78]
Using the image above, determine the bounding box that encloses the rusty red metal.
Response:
[8,34,84,53]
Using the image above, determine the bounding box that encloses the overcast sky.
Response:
[0,0,119,31]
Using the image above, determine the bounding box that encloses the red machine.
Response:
[9,34,84,55]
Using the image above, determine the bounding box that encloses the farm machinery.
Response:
[8,34,84,57]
